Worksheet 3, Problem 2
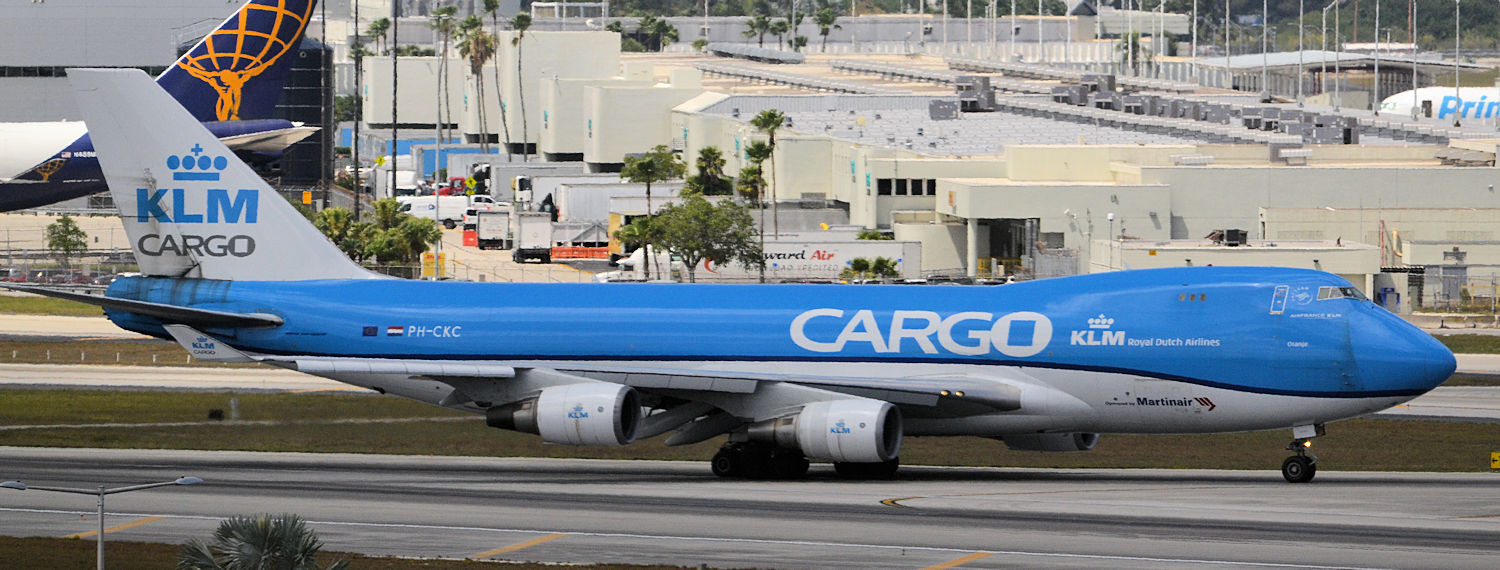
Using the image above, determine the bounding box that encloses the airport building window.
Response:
[875,178,938,197]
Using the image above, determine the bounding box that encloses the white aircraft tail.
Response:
[69,69,376,281]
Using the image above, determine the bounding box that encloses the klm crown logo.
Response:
[136,144,257,224]
[176,0,312,121]
[1087,314,1115,329]
[168,144,229,182]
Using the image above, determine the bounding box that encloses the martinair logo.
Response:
[176,0,313,121]
[1135,396,1218,411]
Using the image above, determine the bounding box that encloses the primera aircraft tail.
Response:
[71,68,373,281]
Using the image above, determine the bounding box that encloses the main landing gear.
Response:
[711,442,810,479]
[710,443,902,480]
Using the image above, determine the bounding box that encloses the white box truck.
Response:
[474,210,512,250]
[512,211,553,263]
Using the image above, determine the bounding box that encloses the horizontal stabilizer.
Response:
[0,284,283,328]
[162,325,256,363]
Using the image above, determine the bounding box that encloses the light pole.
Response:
[1261,0,1269,101]
[1454,0,1462,127]
[1298,0,1306,106]
[3,477,201,570]
[1323,1,1335,97]
[1334,0,1341,110]
[1373,0,1381,114]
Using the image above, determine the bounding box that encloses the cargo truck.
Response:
[511,211,553,263]
[474,210,512,250]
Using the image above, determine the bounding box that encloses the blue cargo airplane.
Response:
[0,0,320,212]
[21,69,1457,483]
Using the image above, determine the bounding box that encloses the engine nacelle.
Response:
[486,383,641,446]
[1002,432,1099,452]
[748,399,902,463]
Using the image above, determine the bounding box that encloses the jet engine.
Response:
[486,383,641,446]
[748,399,902,463]
[1002,432,1099,452]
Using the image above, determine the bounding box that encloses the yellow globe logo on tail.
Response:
[34,159,66,182]
[176,0,313,121]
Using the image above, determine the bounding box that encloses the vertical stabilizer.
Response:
[156,0,319,122]
[71,69,376,281]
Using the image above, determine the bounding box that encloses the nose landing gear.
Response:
[1281,439,1318,483]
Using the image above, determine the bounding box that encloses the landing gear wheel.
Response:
[833,458,900,480]
[1281,455,1317,483]
[769,451,810,479]
[711,445,744,478]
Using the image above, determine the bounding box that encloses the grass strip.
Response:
[1435,334,1500,355]
[1,388,1494,472]
[0,338,253,368]
[0,536,689,569]
[0,296,103,317]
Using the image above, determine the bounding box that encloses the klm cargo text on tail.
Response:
[135,144,259,258]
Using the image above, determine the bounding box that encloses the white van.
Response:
[398,195,500,228]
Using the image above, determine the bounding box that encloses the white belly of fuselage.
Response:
[0,121,87,180]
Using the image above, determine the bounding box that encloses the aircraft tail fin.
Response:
[163,325,258,363]
[70,68,376,281]
[155,0,319,122]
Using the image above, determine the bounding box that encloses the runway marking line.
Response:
[880,496,921,508]
[62,515,164,539]
[1,507,1368,569]
[470,533,568,558]
[288,387,370,394]
[924,551,993,569]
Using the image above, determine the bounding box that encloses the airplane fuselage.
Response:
[105,266,1453,437]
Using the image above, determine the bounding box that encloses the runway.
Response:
[1,448,1497,569]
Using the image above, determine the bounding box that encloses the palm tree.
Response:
[743,14,772,47]
[483,0,514,162]
[621,145,686,280]
[815,8,841,53]
[457,15,495,154]
[749,108,785,238]
[639,15,680,52]
[179,514,347,570]
[368,17,390,55]
[510,13,532,162]
[742,141,772,283]
[770,18,790,50]
[430,6,458,147]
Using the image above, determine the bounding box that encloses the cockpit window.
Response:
[1317,286,1366,301]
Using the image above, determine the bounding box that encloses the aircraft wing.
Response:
[219,124,319,153]
[163,327,1020,413]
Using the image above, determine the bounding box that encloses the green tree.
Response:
[178,513,347,570]
[368,17,390,54]
[430,6,459,145]
[735,163,764,202]
[692,37,709,53]
[621,145,687,280]
[333,94,360,122]
[457,15,495,154]
[857,228,893,240]
[814,8,841,53]
[510,12,533,162]
[654,195,764,283]
[483,0,515,162]
[639,15,680,51]
[770,18,790,50]
[749,108,785,237]
[684,146,732,196]
[370,198,405,230]
[44,215,87,269]
[840,256,899,280]
[743,14,772,47]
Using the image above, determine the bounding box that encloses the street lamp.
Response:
[2,477,202,570]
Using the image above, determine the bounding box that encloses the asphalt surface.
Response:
[0,448,1497,569]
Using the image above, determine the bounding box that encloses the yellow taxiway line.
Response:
[62,515,164,539]
[923,551,994,569]
[470,533,568,558]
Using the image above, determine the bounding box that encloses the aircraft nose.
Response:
[1353,307,1456,393]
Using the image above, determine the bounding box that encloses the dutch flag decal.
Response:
[386,326,404,337]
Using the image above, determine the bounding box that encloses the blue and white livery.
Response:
[22,69,1455,484]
